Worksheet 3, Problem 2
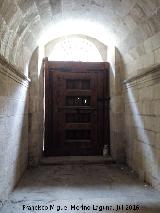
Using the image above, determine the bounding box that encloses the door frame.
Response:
[43,58,110,156]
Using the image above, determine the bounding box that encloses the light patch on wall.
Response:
[48,37,102,62]
[127,85,157,181]
[38,19,117,47]
[38,45,45,77]
[6,85,28,189]
[38,19,116,76]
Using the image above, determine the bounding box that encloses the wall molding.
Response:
[0,54,31,87]
[123,64,160,88]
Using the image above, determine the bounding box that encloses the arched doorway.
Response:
[43,35,110,156]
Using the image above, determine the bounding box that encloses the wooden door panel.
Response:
[55,70,98,155]
[44,60,109,156]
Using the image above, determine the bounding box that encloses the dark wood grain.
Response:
[44,60,110,156]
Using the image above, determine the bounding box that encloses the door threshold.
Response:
[40,156,114,165]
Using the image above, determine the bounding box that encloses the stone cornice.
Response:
[123,64,160,87]
[0,54,31,86]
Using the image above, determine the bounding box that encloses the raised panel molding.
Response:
[123,64,160,88]
[0,54,31,87]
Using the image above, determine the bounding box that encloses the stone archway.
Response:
[28,34,117,165]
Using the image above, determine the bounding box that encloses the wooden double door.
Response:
[44,59,110,156]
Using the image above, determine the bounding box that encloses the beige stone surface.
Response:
[0,58,29,201]
[154,48,160,64]
[2,163,160,213]
[124,67,160,192]
[28,48,44,167]
[0,0,158,71]
[0,0,160,203]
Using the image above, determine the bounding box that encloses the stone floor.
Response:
[1,163,160,213]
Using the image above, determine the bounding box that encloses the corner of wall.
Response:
[0,54,29,200]
[28,47,44,167]
[108,46,126,163]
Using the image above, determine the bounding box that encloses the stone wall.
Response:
[124,65,160,190]
[0,55,29,200]
[108,46,125,163]
[116,1,160,190]
[1,0,159,73]
[119,30,160,80]
[28,48,44,167]
[0,0,160,193]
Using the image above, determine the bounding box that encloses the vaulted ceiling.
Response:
[0,0,160,70]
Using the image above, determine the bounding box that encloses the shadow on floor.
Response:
[1,164,160,213]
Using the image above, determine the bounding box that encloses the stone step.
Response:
[40,156,115,165]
